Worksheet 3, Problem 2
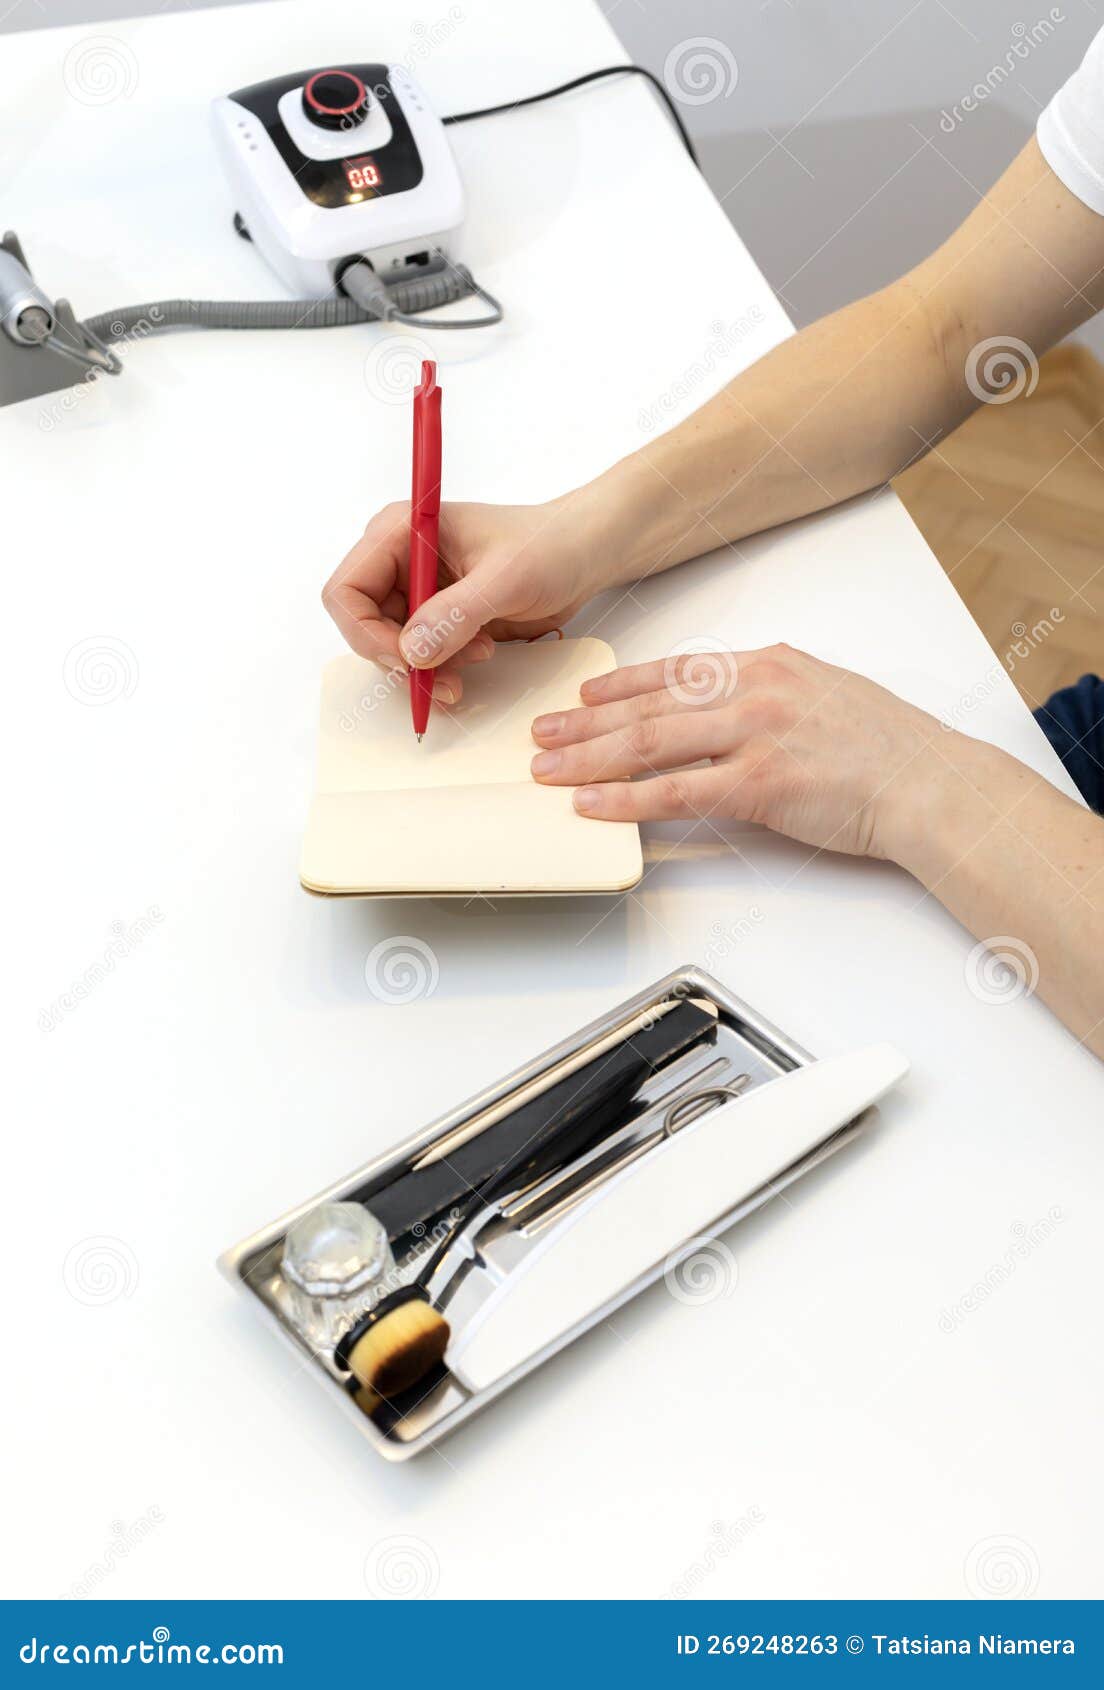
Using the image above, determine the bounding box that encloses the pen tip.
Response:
[417,733,424,743]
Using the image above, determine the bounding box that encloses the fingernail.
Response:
[401,623,436,664]
[533,713,564,738]
[471,637,495,662]
[531,750,561,776]
[574,786,600,812]
[584,673,611,698]
[435,680,458,705]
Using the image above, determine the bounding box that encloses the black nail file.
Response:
[358,998,718,1241]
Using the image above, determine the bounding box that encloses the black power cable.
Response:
[442,64,700,170]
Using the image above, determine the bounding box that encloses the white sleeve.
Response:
[1037,25,1104,214]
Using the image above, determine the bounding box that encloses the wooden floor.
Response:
[894,343,1104,712]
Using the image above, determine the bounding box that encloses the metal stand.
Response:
[0,232,119,411]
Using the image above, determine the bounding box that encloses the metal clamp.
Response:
[0,231,120,408]
[663,1074,751,1135]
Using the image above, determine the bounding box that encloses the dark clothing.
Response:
[1035,674,1104,813]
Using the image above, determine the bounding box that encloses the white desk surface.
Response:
[5,0,1101,1602]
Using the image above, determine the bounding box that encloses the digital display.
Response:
[343,155,382,192]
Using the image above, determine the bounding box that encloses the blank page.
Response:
[301,639,644,897]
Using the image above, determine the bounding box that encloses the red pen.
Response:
[408,360,442,741]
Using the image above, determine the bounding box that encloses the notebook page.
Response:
[318,640,611,794]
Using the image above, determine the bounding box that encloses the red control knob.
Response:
[302,70,370,131]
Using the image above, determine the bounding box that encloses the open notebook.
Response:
[300,637,644,897]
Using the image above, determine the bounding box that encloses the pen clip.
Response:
[412,359,441,520]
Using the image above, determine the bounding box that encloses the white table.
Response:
[5,0,1101,1603]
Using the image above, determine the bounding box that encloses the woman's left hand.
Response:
[529,643,949,863]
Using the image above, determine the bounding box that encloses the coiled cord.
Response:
[83,263,497,343]
[340,258,502,330]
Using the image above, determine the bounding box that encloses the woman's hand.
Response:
[322,492,621,704]
[530,642,1104,1058]
[530,644,948,861]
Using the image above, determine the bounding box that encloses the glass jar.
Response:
[281,1200,395,1352]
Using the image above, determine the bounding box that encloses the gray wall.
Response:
[6,0,1102,335]
[595,1,1098,331]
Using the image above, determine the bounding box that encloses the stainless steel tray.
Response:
[219,964,885,1461]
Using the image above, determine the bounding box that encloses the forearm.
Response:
[580,137,1104,586]
[594,277,960,580]
[884,737,1104,1057]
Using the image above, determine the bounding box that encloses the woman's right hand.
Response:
[322,492,622,704]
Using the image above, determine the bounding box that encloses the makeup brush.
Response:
[350,1382,381,1418]
[335,1283,451,1398]
[334,1065,747,1400]
[333,1114,570,1396]
[333,1058,672,1394]
[333,998,722,1398]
